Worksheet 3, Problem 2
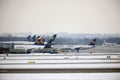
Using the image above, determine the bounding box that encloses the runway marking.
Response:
[117,56,120,58]
[27,61,36,64]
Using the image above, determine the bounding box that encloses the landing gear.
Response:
[75,48,80,52]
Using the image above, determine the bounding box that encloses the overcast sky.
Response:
[0,0,120,34]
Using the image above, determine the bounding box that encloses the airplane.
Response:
[56,39,97,52]
[102,40,118,46]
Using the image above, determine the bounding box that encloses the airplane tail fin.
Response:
[34,35,46,45]
[27,35,31,41]
[44,34,57,48]
[32,35,37,42]
[27,35,39,42]
[52,34,57,42]
[89,39,96,45]
[27,35,45,44]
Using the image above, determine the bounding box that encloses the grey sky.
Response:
[0,0,120,34]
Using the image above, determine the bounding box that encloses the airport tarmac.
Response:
[0,45,120,80]
[0,73,120,80]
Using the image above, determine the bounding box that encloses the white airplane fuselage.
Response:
[0,41,47,45]
[0,41,47,50]
[14,45,45,50]
[52,45,95,51]
[0,41,34,45]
